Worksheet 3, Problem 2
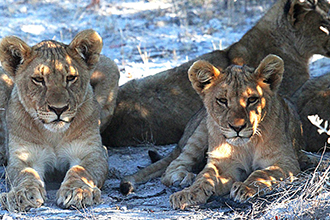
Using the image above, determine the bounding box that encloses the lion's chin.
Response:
[226,137,250,146]
[43,121,71,133]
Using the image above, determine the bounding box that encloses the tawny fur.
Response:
[104,0,330,147]
[292,74,330,152]
[0,29,110,212]
[170,55,306,209]
[0,39,119,166]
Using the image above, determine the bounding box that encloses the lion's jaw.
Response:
[223,129,253,146]
[43,121,71,132]
[38,110,76,132]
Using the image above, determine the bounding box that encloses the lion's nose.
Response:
[48,105,69,117]
[229,123,246,133]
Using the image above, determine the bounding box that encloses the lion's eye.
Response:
[216,98,228,106]
[247,97,258,105]
[66,75,77,83]
[32,76,44,84]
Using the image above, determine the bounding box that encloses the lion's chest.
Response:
[231,142,275,182]
[47,139,88,171]
[10,131,87,175]
[210,141,266,182]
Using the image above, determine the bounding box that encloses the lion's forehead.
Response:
[218,81,262,98]
[34,40,67,52]
[31,40,77,74]
[28,55,77,77]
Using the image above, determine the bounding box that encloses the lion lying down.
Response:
[169,55,309,209]
[121,54,314,208]
[0,30,113,211]
[120,0,328,196]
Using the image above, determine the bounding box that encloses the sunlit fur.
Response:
[0,30,109,212]
[169,55,310,210]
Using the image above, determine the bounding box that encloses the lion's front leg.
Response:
[230,162,300,202]
[56,145,108,209]
[56,165,102,209]
[170,162,234,209]
[1,167,46,212]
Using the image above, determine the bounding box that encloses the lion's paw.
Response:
[56,182,101,209]
[230,182,256,202]
[169,188,206,210]
[0,182,46,212]
[161,170,195,187]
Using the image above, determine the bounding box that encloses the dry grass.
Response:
[217,151,330,219]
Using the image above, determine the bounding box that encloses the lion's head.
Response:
[188,54,284,146]
[0,29,102,132]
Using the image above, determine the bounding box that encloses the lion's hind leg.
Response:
[162,118,208,187]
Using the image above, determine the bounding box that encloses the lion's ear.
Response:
[255,54,284,92]
[69,29,103,70]
[286,0,315,26]
[0,36,31,78]
[188,60,221,95]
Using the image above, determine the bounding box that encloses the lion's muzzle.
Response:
[38,104,76,132]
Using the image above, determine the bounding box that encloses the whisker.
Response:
[77,96,94,108]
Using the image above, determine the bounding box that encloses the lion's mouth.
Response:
[224,130,253,140]
[40,116,75,132]
[41,117,74,125]
[226,136,251,146]
[51,117,74,124]
[224,130,253,146]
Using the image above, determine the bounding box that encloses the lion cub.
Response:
[170,55,305,209]
[0,30,108,211]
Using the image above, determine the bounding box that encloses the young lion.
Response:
[120,0,327,194]
[0,29,109,211]
[170,55,305,209]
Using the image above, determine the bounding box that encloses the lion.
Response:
[0,29,112,212]
[120,55,315,198]
[292,73,330,152]
[103,0,330,147]
[119,0,326,195]
[168,54,306,209]
[0,33,119,166]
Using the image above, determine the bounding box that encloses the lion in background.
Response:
[170,55,307,209]
[104,0,330,149]
[0,29,118,212]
